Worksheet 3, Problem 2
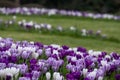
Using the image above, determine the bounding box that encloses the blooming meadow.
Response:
[0,7,120,20]
[0,7,120,80]
[0,37,120,80]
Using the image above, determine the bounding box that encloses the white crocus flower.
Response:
[0,69,5,77]
[82,68,88,77]
[98,76,103,80]
[101,60,107,66]
[53,50,59,55]
[24,47,35,53]
[87,71,97,80]
[57,26,63,31]
[105,55,111,59]
[48,10,56,16]
[9,21,13,24]
[88,50,101,57]
[13,16,16,20]
[53,72,63,80]
[22,19,26,23]
[18,21,22,25]
[94,68,98,72]
[72,47,77,52]
[53,72,59,80]
[7,67,19,78]
[0,37,2,40]
[34,24,41,29]
[5,51,11,56]
[50,44,61,49]
[93,51,101,57]
[11,43,16,49]
[0,67,19,79]
[32,52,39,59]
[46,24,52,30]
[18,46,23,53]
[30,41,34,44]
[0,43,5,47]
[46,72,51,80]
[71,56,77,62]
[70,26,76,31]
[56,74,63,80]
[81,29,87,36]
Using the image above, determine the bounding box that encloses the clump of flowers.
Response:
[0,18,108,41]
[0,7,120,20]
[0,37,119,80]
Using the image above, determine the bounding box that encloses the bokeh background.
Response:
[0,0,120,14]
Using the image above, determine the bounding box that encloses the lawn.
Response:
[0,14,120,53]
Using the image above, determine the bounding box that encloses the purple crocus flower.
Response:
[84,77,90,80]
[96,69,105,78]
[8,56,17,63]
[66,72,81,80]
[24,72,32,79]
[34,42,43,49]
[101,52,107,58]
[30,58,38,65]
[32,70,40,80]
[19,77,30,80]
[62,45,69,50]
[21,51,31,59]
[52,60,64,71]
[8,63,17,68]
[0,63,6,70]
[77,47,87,53]
[50,54,59,60]
[37,49,43,55]
[30,64,40,71]
[45,48,52,57]
[85,57,93,68]
[115,74,120,80]
[110,52,119,60]
[6,75,12,80]
[0,57,9,65]
[58,49,66,59]
[87,30,93,35]
[18,64,28,74]
[66,73,75,80]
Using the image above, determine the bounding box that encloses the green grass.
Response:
[0,14,120,53]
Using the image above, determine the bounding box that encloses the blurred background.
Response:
[0,0,120,14]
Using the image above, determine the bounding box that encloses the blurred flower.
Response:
[46,72,51,80]
[115,74,120,80]
[19,77,30,80]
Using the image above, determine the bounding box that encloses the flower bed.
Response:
[0,37,119,80]
[0,18,108,39]
[0,7,120,20]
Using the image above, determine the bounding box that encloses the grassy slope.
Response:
[0,14,120,53]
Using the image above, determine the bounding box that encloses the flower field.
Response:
[0,7,120,80]
[0,37,120,80]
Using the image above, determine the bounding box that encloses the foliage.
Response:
[1,0,120,13]
[23,0,120,13]
[0,0,17,7]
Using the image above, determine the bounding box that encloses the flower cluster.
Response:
[18,20,106,37]
[0,37,119,80]
[0,7,120,20]
[0,18,107,40]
